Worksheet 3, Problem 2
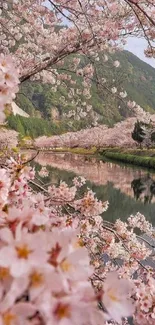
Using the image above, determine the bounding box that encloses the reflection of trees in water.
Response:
[131,174,155,204]
[31,159,155,225]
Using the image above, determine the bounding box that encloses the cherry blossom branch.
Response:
[22,150,40,166]
[136,235,155,249]
[29,179,49,194]
[102,225,149,272]
[126,0,155,26]
[125,0,154,55]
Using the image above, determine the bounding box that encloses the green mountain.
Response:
[116,51,155,112]
[8,50,155,138]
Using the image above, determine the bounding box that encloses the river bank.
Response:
[21,146,98,156]
[100,148,155,169]
[23,145,155,170]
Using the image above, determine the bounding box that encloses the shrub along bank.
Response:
[101,149,155,169]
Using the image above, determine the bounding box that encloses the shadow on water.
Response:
[131,174,155,204]
[26,151,155,226]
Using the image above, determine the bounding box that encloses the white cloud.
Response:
[125,37,155,68]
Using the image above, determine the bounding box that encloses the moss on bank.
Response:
[69,147,97,155]
[100,147,155,157]
[49,147,97,155]
[101,150,155,168]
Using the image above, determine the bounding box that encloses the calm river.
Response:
[28,151,155,225]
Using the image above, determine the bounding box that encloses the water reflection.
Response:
[33,152,155,197]
[24,151,155,225]
[131,175,155,204]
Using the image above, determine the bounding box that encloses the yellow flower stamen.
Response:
[30,271,44,287]
[60,259,72,272]
[54,303,70,320]
[3,312,16,325]
[16,244,32,259]
[108,289,120,302]
[0,267,10,280]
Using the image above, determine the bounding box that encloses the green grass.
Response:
[101,150,155,169]
[69,147,97,155]
[100,147,155,156]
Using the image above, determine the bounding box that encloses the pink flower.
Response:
[140,297,152,313]
[0,86,12,105]
[74,190,108,217]
[102,272,134,323]
[113,60,120,67]
[73,176,86,188]
[37,288,103,325]
[0,55,13,74]
[0,302,36,325]
[48,182,76,203]
[120,91,127,98]
[0,55,19,119]
[0,169,10,207]
[127,100,136,109]
[27,267,63,301]
[0,228,48,277]
[38,166,49,178]
[46,229,92,281]
[111,87,117,94]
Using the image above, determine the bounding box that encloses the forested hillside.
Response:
[8,50,155,138]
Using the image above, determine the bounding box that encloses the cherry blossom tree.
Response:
[35,118,138,148]
[0,2,155,325]
[0,0,155,118]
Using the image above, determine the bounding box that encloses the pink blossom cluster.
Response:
[77,206,155,324]
[127,102,152,124]
[34,117,140,149]
[48,181,77,203]
[0,158,136,325]
[38,166,49,178]
[73,176,86,188]
[0,55,19,122]
[134,274,155,324]
[74,190,109,217]
[128,213,153,235]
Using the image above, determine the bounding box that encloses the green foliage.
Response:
[69,147,97,154]
[7,115,68,139]
[132,120,155,147]
[102,151,155,169]
[151,131,155,142]
[132,120,146,145]
[15,94,38,117]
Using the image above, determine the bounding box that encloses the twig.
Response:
[29,180,49,193]
[22,150,40,166]
[136,235,155,249]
